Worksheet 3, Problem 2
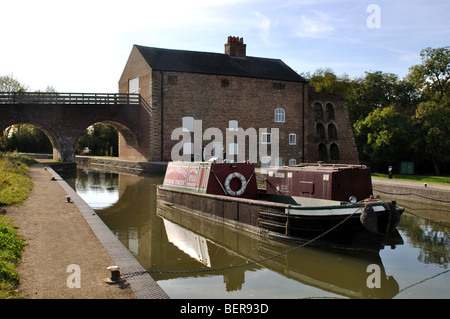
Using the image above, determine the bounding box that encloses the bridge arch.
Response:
[74,120,143,161]
[1,120,63,160]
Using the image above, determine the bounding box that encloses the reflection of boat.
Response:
[157,162,403,251]
[163,218,211,267]
[157,203,401,299]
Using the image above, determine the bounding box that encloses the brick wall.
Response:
[306,87,359,164]
[154,71,306,164]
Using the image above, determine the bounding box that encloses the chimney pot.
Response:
[225,36,246,57]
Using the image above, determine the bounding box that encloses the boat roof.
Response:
[268,164,369,172]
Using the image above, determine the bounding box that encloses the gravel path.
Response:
[6,162,136,299]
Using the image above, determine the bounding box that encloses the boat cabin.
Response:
[265,164,372,202]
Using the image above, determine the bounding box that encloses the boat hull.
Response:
[157,186,403,251]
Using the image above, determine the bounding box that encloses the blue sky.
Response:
[1,0,449,92]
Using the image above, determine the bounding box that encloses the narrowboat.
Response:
[156,161,404,250]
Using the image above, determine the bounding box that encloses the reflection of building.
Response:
[119,36,358,165]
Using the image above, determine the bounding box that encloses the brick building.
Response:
[118,37,358,165]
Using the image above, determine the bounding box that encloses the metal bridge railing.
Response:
[0,92,143,105]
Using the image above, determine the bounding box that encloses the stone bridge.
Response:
[0,92,153,162]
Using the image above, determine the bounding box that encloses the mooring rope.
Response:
[397,269,450,295]
[373,187,450,204]
[298,268,450,299]
[403,209,450,226]
[123,205,362,278]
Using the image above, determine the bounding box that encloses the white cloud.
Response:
[253,12,278,46]
[292,11,335,38]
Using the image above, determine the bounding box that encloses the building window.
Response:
[318,143,328,162]
[330,143,340,161]
[228,120,238,131]
[182,116,194,132]
[289,133,296,145]
[260,156,271,168]
[168,75,178,85]
[274,108,285,122]
[221,79,230,88]
[314,102,323,120]
[316,123,326,140]
[289,159,297,166]
[128,77,139,94]
[273,82,285,91]
[261,133,271,144]
[328,123,338,140]
[326,103,335,121]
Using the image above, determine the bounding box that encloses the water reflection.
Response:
[75,168,119,210]
[156,203,400,299]
[73,166,450,299]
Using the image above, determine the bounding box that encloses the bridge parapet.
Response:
[0,92,144,105]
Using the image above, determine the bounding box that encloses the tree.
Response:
[346,71,400,124]
[0,74,28,92]
[353,106,412,171]
[307,68,353,97]
[76,123,118,157]
[412,98,450,175]
[408,46,450,100]
[0,124,52,153]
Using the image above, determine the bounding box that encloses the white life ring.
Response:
[224,172,247,197]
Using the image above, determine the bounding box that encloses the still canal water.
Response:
[69,165,449,299]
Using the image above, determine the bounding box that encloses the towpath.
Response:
[6,162,136,299]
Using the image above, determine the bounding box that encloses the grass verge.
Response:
[0,152,35,298]
[0,153,37,206]
[0,214,26,298]
[372,173,450,186]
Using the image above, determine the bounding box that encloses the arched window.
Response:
[318,143,328,162]
[316,123,326,141]
[330,143,340,161]
[328,123,338,140]
[274,108,285,122]
[314,102,323,120]
[325,103,335,121]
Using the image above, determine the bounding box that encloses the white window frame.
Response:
[289,133,296,145]
[261,133,271,144]
[274,108,285,123]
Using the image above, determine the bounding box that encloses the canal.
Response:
[68,165,449,299]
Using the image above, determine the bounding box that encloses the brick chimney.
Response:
[225,36,246,57]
